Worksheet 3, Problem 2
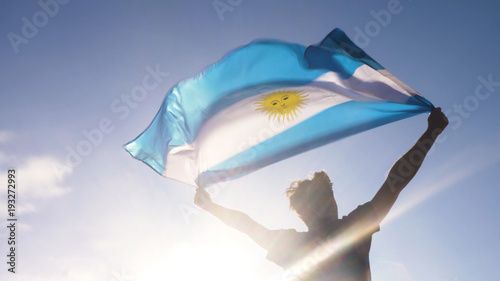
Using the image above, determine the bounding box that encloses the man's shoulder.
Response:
[264,228,313,268]
[266,228,303,241]
[263,228,310,250]
[341,202,376,220]
[339,201,380,235]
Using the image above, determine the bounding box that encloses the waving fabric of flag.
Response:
[124,28,434,187]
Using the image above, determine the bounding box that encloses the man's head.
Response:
[285,171,338,228]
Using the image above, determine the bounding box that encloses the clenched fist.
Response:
[194,188,213,210]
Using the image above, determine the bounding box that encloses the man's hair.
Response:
[285,171,335,218]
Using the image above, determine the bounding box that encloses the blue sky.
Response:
[1,0,499,280]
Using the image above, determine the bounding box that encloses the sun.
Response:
[254,90,308,121]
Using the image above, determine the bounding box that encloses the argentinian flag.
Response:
[124,28,434,187]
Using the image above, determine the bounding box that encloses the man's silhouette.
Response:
[195,108,448,281]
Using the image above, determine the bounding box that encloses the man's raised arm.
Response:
[194,188,271,248]
[370,107,449,223]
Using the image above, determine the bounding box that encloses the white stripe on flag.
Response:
[164,86,351,184]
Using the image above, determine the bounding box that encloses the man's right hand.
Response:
[194,188,213,210]
[427,107,449,133]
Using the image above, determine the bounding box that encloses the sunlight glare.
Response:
[137,241,257,281]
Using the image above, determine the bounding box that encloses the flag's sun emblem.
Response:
[255,90,308,122]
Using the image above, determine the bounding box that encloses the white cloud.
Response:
[0,151,12,164]
[0,155,72,218]
[18,202,37,215]
[19,156,72,199]
[0,130,14,144]
[18,222,33,231]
